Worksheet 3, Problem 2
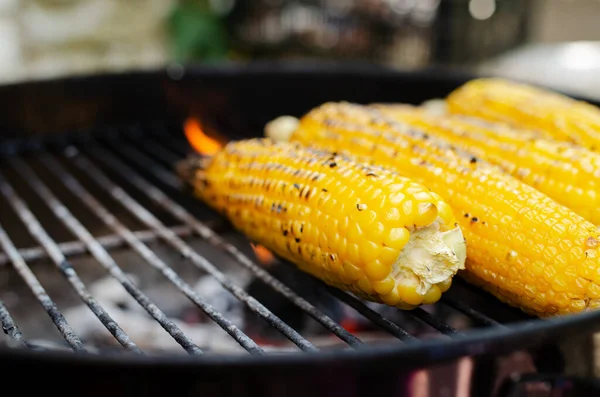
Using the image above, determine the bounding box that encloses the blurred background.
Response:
[0,0,600,98]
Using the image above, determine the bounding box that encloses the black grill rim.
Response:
[1,309,600,370]
[1,63,600,371]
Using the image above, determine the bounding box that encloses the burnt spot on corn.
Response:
[471,217,478,223]
[299,186,309,199]
[303,187,312,200]
[470,157,478,164]
[329,162,337,168]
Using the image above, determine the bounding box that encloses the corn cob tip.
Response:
[394,222,466,298]
[420,99,449,116]
[264,115,300,143]
[175,155,211,188]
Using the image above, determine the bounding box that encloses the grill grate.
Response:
[0,225,197,265]
[0,123,527,357]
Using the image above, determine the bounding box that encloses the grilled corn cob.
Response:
[178,138,466,309]
[446,78,600,151]
[274,101,600,317]
[371,104,600,225]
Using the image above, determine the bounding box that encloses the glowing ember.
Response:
[184,118,223,156]
[250,243,276,266]
[340,318,361,334]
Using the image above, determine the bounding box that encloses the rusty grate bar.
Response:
[39,153,265,356]
[8,157,204,356]
[0,224,85,352]
[0,300,28,347]
[65,148,317,352]
[0,171,142,354]
[0,225,195,266]
[95,141,369,349]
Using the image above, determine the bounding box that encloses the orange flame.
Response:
[250,243,276,266]
[184,117,223,156]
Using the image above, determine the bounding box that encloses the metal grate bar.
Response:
[0,225,195,266]
[140,139,184,167]
[102,141,366,348]
[106,140,183,191]
[0,224,85,352]
[324,287,417,341]
[441,296,501,327]
[68,148,317,352]
[0,300,28,347]
[9,157,204,356]
[0,172,142,353]
[148,125,194,156]
[409,308,457,335]
[39,153,264,356]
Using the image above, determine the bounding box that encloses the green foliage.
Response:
[168,0,229,62]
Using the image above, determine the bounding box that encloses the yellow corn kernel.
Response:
[423,285,442,305]
[285,101,600,318]
[372,104,600,225]
[179,138,466,309]
[446,78,600,151]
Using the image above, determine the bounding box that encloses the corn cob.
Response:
[371,104,600,225]
[275,101,600,317]
[446,78,600,151]
[178,138,466,309]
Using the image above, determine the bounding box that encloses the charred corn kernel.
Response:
[283,101,600,317]
[446,78,600,151]
[179,137,465,309]
[372,104,600,225]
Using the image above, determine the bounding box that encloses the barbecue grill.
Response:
[1,63,600,396]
